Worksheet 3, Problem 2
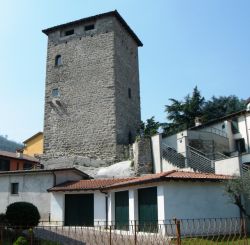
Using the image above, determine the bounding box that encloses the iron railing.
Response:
[0,217,248,245]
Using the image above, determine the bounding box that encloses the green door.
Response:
[115,191,129,230]
[65,194,94,226]
[138,187,158,232]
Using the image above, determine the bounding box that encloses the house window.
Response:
[64,29,74,36]
[231,118,239,134]
[85,24,95,31]
[235,138,246,153]
[128,88,131,99]
[52,88,59,97]
[55,55,62,66]
[23,162,33,170]
[0,159,10,171]
[11,183,19,195]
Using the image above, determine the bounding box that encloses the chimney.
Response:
[16,149,23,159]
[195,117,202,127]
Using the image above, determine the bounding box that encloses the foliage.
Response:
[202,95,245,122]
[0,135,23,152]
[0,213,7,225]
[6,202,40,229]
[163,86,204,135]
[138,117,160,138]
[225,172,250,218]
[13,236,28,245]
[163,87,245,136]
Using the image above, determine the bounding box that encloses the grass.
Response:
[180,236,250,244]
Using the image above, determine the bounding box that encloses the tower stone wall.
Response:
[42,11,142,165]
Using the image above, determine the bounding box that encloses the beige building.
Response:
[23,132,43,157]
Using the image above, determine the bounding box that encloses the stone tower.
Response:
[42,11,142,165]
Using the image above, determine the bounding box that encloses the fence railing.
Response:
[0,217,248,245]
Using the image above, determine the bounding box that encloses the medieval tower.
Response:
[42,11,142,165]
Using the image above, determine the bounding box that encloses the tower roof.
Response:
[42,10,143,47]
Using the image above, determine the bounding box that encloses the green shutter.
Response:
[115,191,129,230]
[65,194,94,226]
[138,187,158,232]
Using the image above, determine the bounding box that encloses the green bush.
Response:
[13,236,28,245]
[6,202,40,228]
[0,213,7,225]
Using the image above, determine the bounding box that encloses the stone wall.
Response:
[43,14,141,166]
[133,138,153,176]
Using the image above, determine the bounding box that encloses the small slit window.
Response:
[65,29,74,36]
[52,88,59,97]
[55,55,62,66]
[11,183,19,195]
[85,24,95,31]
[128,88,132,99]
[128,131,133,144]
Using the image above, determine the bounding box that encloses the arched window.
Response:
[55,55,62,66]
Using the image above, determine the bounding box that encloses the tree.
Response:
[163,87,245,136]
[139,117,160,138]
[202,95,245,122]
[163,86,205,135]
[225,172,250,218]
[6,202,40,229]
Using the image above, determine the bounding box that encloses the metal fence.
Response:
[0,217,248,245]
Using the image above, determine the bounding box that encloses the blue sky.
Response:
[0,0,249,142]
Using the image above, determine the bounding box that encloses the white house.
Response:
[48,170,240,232]
[155,104,250,176]
[0,167,90,220]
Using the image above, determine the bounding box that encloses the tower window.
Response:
[11,183,19,195]
[55,55,62,66]
[85,24,95,31]
[52,88,59,97]
[128,131,133,144]
[64,29,74,36]
[128,88,132,99]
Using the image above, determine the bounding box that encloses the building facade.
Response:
[42,11,142,164]
[23,132,44,157]
[0,150,40,171]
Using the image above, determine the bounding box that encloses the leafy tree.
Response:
[202,95,245,122]
[139,117,160,138]
[225,172,250,218]
[6,202,40,229]
[163,86,205,135]
[163,87,245,136]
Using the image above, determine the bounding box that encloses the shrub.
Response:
[13,236,28,245]
[0,213,7,226]
[6,202,40,229]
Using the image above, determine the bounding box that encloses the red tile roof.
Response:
[48,170,232,192]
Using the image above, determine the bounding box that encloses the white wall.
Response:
[151,134,162,173]
[50,192,64,222]
[215,156,241,176]
[50,191,107,225]
[94,192,106,225]
[0,173,54,220]
[163,181,240,220]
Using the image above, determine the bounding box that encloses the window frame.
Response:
[55,55,62,67]
[84,24,95,31]
[11,183,19,195]
[52,88,60,98]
